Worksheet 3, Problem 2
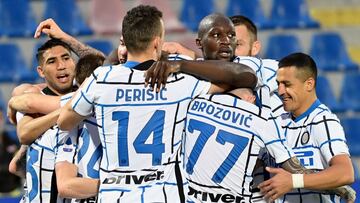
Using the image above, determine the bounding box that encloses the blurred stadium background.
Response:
[0,0,360,202]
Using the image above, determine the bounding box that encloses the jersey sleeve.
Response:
[313,114,350,163]
[257,117,294,164]
[182,74,211,98]
[55,134,77,164]
[71,73,98,116]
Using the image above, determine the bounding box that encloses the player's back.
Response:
[184,93,292,203]
[72,61,210,202]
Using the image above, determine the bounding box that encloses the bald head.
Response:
[198,13,234,39]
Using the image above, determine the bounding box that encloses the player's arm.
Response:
[8,93,61,115]
[145,60,257,92]
[259,155,355,202]
[57,99,87,131]
[17,109,61,144]
[8,145,27,178]
[34,18,105,59]
[55,161,99,199]
[162,42,200,59]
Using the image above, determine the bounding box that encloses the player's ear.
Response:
[37,66,45,79]
[196,38,202,50]
[251,40,261,56]
[305,77,316,91]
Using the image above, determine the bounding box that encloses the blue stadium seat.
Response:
[310,32,358,72]
[341,117,360,156]
[85,39,114,56]
[316,75,345,113]
[269,0,320,29]
[44,0,92,36]
[0,43,37,83]
[339,72,360,111]
[264,34,302,60]
[180,0,214,32]
[0,0,37,37]
[225,0,275,29]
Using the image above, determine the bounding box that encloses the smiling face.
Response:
[37,45,75,95]
[196,15,237,61]
[276,66,316,117]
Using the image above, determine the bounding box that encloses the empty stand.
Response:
[0,43,37,83]
[339,72,360,111]
[269,0,320,29]
[88,0,124,34]
[0,0,37,37]
[180,0,214,32]
[85,39,114,56]
[135,0,187,33]
[225,0,275,29]
[316,75,345,113]
[310,32,359,71]
[264,34,303,60]
[44,0,92,36]
[341,117,360,156]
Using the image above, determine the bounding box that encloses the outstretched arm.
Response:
[8,93,60,115]
[145,60,257,92]
[34,18,105,59]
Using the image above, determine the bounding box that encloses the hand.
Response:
[144,61,180,92]
[162,42,196,59]
[258,167,293,202]
[7,102,17,125]
[34,18,67,39]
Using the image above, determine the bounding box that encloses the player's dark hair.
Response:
[278,52,318,86]
[36,38,72,65]
[75,54,105,84]
[229,15,258,41]
[122,5,163,53]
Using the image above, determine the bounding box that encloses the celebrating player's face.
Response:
[234,25,254,57]
[37,45,75,95]
[197,17,237,61]
[277,67,309,116]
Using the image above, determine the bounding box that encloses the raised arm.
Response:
[145,60,257,92]
[34,18,105,59]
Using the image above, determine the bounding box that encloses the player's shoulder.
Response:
[233,56,262,70]
[311,104,340,122]
[167,54,193,61]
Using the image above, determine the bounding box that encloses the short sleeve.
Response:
[55,135,77,164]
[313,114,350,163]
[71,75,97,116]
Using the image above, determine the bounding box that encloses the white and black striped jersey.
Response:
[183,94,293,203]
[70,60,211,203]
[233,57,285,117]
[276,99,350,203]
[55,94,102,203]
[19,88,71,203]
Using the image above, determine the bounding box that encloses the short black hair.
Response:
[279,52,318,86]
[122,5,163,53]
[197,13,233,39]
[75,54,105,84]
[36,38,72,65]
[229,15,258,41]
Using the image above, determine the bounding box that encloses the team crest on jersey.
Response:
[301,131,310,145]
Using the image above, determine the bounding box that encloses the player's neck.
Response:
[293,94,317,118]
[127,50,158,63]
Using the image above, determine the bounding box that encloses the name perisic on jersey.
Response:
[116,88,167,102]
[103,171,164,185]
[188,186,245,203]
[190,101,253,128]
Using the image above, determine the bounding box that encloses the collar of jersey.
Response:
[293,99,321,122]
[123,60,155,71]
[123,61,140,68]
